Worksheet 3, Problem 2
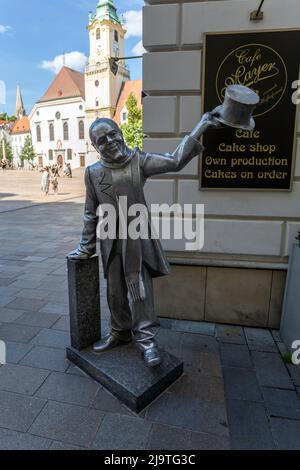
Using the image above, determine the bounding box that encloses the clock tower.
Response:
[85,0,130,158]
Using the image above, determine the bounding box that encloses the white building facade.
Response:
[29,68,88,169]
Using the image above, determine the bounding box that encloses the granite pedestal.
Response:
[66,257,184,413]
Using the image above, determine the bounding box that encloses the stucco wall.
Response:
[143,0,300,263]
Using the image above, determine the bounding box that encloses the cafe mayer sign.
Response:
[201,30,300,190]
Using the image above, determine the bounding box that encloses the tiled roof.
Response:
[38,66,85,103]
[10,116,31,134]
[114,80,142,125]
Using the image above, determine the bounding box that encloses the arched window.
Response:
[78,120,85,140]
[95,99,99,108]
[63,122,69,141]
[114,30,119,42]
[36,125,41,142]
[48,149,53,161]
[49,123,55,141]
[67,149,72,160]
[96,29,101,40]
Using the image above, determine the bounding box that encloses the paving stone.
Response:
[156,328,183,356]
[189,431,230,450]
[0,286,22,297]
[145,393,203,432]
[271,330,282,343]
[5,298,47,312]
[92,387,133,415]
[286,364,300,387]
[173,321,216,336]
[223,367,263,402]
[9,279,46,289]
[29,401,104,448]
[252,351,294,389]
[50,441,87,450]
[167,373,226,403]
[270,418,300,450]
[16,288,52,300]
[216,325,246,345]
[201,401,229,438]
[14,312,60,328]
[0,308,25,323]
[22,256,48,263]
[0,323,41,343]
[39,302,69,315]
[30,328,70,349]
[5,342,34,364]
[277,342,288,356]
[0,428,51,450]
[244,328,278,353]
[66,363,89,378]
[147,424,193,450]
[92,414,151,450]
[158,318,175,330]
[262,388,300,420]
[0,391,46,432]
[46,291,69,304]
[226,399,275,450]
[0,278,16,287]
[20,346,69,372]
[0,296,15,308]
[51,316,70,332]
[36,371,99,406]
[220,343,253,369]
[0,363,50,395]
[181,333,220,354]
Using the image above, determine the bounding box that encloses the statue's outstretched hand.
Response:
[202,109,223,129]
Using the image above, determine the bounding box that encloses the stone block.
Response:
[202,220,283,256]
[182,0,300,46]
[154,265,206,321]
[15,312,60,328]
[30,328,70,350]
[220,343,253,369]
[0,428,51,450]
[223,367,263,402]
[179,96,202,134]
[0,363,50,395]
[226,399,275,450]
[143,96,177,134]
[144,4,179,48]
[270,417,300,450]
[144,179,175,207]
[268,271,287,329]
[143,51,201,92]
[92,414,152,450]
[0,323,41,343]
[178,180,300,218]
[0,391,46,433]
[67,257,101,351]
[252,351,294,389]
[262,388,300,420]
[36,371,99,406]
[244,328,278,353]
[20,346,69,372]
[29,401,104,448]
[206,268,271,327]
[67,343,183,413]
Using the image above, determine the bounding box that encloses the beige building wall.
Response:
[142,0,300,327]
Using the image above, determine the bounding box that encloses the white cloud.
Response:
[132,40,146,56]
[39,51,88,74]
[0,25,11,34]
[123,10,142,38]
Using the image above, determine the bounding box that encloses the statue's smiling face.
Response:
[91,121,125,162]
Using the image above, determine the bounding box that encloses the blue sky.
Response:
[0,0,144,116]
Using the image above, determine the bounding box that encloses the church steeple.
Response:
[89,0,121,26]
[15,85,26,119]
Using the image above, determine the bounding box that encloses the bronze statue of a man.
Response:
[68,112,220,367]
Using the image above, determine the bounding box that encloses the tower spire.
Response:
[15,85,26,119]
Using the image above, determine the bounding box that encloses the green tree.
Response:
[121,93,144,149]
[20,136,35,162]
[0,138,13,162]
[0,113,16,122]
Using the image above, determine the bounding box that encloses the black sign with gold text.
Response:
[201,30,300,190]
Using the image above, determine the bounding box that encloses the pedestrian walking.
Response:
[41,167,50,196]
[51,174,59,195]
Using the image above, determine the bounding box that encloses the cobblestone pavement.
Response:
[0,195,299,450]
[0,168,85,212]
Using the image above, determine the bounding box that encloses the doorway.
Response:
[57,155,64,167]
[80,154,86,167]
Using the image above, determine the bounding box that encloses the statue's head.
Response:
[89,118,126,162]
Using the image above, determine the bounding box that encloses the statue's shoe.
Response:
[143,347,161,368]
[93,334,132,353]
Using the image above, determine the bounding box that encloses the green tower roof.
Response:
[89,0,121,25]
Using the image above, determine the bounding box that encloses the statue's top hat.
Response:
[215,85,260,130]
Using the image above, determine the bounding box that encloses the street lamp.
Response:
[109,56,143,76]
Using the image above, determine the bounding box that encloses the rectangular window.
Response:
[49,150,53,161]
[67,149,72,160]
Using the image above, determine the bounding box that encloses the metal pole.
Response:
[256,0,265,17]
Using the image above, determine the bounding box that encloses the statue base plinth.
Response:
[66,343,183,413]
